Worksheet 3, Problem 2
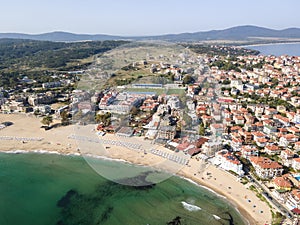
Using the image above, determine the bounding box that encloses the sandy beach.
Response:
[0,113,272,225]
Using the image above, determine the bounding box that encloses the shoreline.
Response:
[0,113,272,225]
[0,148,252,225]
[240,41,300,48]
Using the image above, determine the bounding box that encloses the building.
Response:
[273,176,293,192]
[78,101,94,114]
[292,158,300,171]
[231,137,243,151]
[286,189,300,210]
[28,93,55,106]
[167,96,180,110]
[201,139,222,157]
[157,125,176,140]
[210,123,224,137]
[279,134,298,147]
[241,145,259,159]
[33,105,51,114]
[264,145,280,155]
[42,81,61,89]
[214,149,244,176]
[116,127,134,137]
[280,150,294,167]
[249,156,283,179]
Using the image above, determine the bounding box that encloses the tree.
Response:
[130,106,139,116]
[34,109,40,116]
[95,112,111,126]
[41,115,53,128]
[199,123,205,136]
[60,110,70,126]
[182,75,194,85]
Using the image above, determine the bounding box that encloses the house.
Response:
[231,137,243,151]
[210,123,224,137]
[241,145,259,159]
[214,150,244,176]
[286,189,300,210]
[42,81,61,89]
[265,108,277,116]
[234,115,244,125]
[33,105,51,114]
[256,138,268,148]
[292,158,300,171]
[239,130,252,144]
[280,150,294,167]
[263,120,277,135]
[249,156,283,179]
[264,145,280,155]
[252,131,265,142]
[287,126,300,135]
[273,176,293,191]
[279,134,298,147]
[295,141,300,151]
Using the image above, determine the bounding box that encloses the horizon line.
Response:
[1,24,300,37]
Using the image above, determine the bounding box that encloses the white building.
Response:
[214,149,244,176]
[249,156,283,179]
[167,96,180,110]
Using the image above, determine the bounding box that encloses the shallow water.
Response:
[246,42,300,56]
[0,152,246,225]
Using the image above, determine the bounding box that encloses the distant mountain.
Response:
[144,25,300,41]
[1,26,300,42]
[0,31,124,42]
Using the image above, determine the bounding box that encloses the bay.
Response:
[245,42,300,56]
[0,152,246,225]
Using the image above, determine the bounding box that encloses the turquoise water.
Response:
[294,175,300,181]
[0,153,246,225]
[246,42,300,56]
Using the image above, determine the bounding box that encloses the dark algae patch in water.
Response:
[56,178,156,225]
[56,182,115,225]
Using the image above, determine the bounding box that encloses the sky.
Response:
[1,0,299,36]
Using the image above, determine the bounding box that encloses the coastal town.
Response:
[2,43,300,225]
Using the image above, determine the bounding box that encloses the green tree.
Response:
[199,123,205,136]
[60,111,70,126]
[41,115,53,128]
[95,112,111,126]
[182,75,194,85]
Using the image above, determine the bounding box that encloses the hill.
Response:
[0,39,128,71]
[1,26,300,42]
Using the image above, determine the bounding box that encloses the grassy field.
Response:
[121,87,185,96]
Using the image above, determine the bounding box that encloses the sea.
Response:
[245,42,300,57]
[0,152,246,225]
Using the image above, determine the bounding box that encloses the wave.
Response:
[213,214,221,220]
[181,201,201,212]
[180,176,227,200]
[2,149,80,157]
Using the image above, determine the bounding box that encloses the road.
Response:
[247,173,294,219]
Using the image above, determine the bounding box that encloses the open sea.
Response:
[0,152,246,225]
[245,42,300,56]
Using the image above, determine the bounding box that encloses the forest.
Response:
[0,39,128,88]
[0,39,128,71]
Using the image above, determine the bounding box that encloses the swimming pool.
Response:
[293,175,300,181]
